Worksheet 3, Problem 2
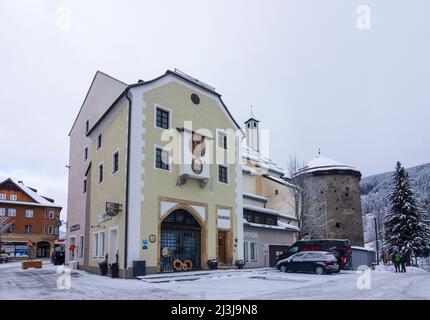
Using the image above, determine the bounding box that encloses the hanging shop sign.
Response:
[149,235,156,243]
[106,202,122,217]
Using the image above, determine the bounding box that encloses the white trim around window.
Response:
[7,208,16,217]
[217,164,229,185]
[92,230,105,259]
[216,129,228,150]
[153,145,172,172]
[78,234,84,259]
[112,149,120,175]
[98,162,104,184]
[25,210,34,218]
[244,241,258,262]
[153,104,172,130]
[10,194,17,201]
[0,194,6,200]
[0,208,5,216]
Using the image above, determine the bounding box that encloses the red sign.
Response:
[26,240,34,247]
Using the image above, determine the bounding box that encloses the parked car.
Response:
[276,239,352,270]
[277,251,339,275]
[51,250,65,265]
[0,253,10,263]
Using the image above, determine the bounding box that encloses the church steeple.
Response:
[244,105,260,152]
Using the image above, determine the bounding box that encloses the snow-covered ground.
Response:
[0,261,429,300]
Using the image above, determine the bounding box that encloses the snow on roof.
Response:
[241,144,286,176]
[0,178,62,208]
[243,218,300,232]
[243,204,295,220]
[296,155,360,176]
[243,193,268,203]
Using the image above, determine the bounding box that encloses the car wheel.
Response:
[315,266,325,275]
[280,265,287,273]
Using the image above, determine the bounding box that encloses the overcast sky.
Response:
[1,0,429,223]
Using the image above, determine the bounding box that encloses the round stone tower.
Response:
[296,155,364,246]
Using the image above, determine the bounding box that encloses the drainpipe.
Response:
[124,89,132,275]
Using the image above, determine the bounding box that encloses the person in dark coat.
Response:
[400,252,407,273]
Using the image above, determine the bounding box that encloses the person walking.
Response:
[400,252,407,273]
[392,250,401,272]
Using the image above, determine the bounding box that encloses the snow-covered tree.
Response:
[384,161,430,257]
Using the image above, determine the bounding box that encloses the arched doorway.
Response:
[160,209,201,272]
[36,242,51,258]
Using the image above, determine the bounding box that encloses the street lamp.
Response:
[368,214,379,265]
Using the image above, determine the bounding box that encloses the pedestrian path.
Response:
[137,267,273,283]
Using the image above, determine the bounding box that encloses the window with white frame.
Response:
[7,208,16,217]
[155,106,170,129]
[155,147,170,171]
[93,231,105,259]
[10,194,17,201]
[0,208,5,216]
[98,231,105,258]
[98,163,104,183]
[97,133,102,150]
[0,194,6,200]
[24,225,32,234]
[217,130,228,150]
[244,241,258,262]
[25,210,33,218]
[48,226,54,234]
[48,210,55,219]
[92,233,99,258]
[112,150,119,174]
[218,165,229,184]
[79,235,84,259]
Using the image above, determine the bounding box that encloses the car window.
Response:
[288,246,299,254]
[291,252,305,261]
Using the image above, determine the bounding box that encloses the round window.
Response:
[191,93,200,105]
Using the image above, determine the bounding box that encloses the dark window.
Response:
[335,223,341,228]
[6,224,14,233]
[243,210,277,226]
[275,189,279,195]
[247,123,250,128]
[84,147,88,161]
[218,131,227,149]
[83,179,87,193]
[97,134,102,150]
[191,93,200,105]
[85,120,89,133]
[156,107,169,129]
[253,122,256,128]
[24,225,32,234]
[218,165,228,184]
[98,164,103,183]
[112,151,119,173]
[155,147,170,171]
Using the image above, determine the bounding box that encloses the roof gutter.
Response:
[124,89,132,272]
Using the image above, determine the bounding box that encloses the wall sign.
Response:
[70,224,80,232]
[149,235,156,243]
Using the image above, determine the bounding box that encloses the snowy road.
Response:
[0,261,429,300]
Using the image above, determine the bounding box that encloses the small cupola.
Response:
[244,106,260,152]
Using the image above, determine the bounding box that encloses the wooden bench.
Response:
[22,260,43,270]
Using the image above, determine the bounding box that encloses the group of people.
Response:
[381,247,408,273]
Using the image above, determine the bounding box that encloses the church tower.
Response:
[244,117,260,152]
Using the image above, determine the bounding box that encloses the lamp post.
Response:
[374,216,379,265]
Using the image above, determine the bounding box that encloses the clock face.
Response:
[192,158,203,174]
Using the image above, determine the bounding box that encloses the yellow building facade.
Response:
[84,70,243,277]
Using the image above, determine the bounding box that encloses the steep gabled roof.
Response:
[86,69,243,136]
[0,178,62,208]
[68,70,128,136]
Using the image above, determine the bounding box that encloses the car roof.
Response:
[295,251,333,255]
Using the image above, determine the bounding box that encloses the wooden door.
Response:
[218,231,227,264]
[269,245,289,267]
